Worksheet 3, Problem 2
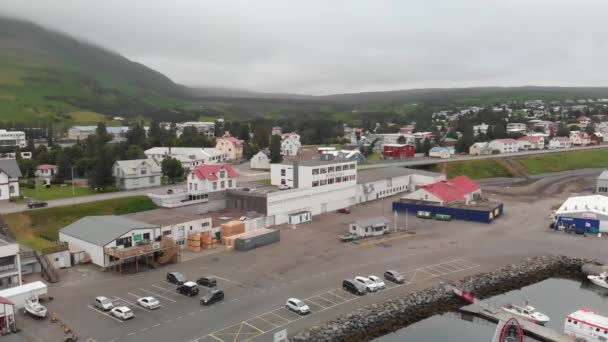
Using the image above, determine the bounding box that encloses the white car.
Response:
[94,296,114,311]
[278,184,291,190]
[368,275,386,290]
[137,296,160,310]
[355,276,378,292]
[111,306,134,320]
[285,298,310,315]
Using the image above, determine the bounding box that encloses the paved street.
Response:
[10,174,608,342]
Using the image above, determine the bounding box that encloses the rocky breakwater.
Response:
[291,255,587,342]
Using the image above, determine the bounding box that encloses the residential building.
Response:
[554,195,608,233]
[473,123,489,135]
[597,171,608,195]
[271,160,357,189]
[361,133,415,152]
[281,133,301,156]
[187,163,237,192]
[517,136,545,150]
[383,144,415,159]
[355,167,444,204]
[271,127,282,136]
[403,176,482,205]
[429,147,451,159]
[59,216,169,268]
[348,217,390,238]
[250,150,270,170]
[577,116,591,128]
[442,137,458,147]
[144,147,228,170]
[399,126,414,134]
[570,131,590,146]
[468,142,492,156]
[215,137,243,161]
[113,159,162,190]
[0,159,20,201]
[549,137,572,149]
[0,152,31,160]
[528,120,558,134]
[319,150,366,163]
[175,122,215,137]
[67,126,133,140]
[0,130,26,148]
[488,139,519,154]
[506,123,527,134]
[590,132,604,145]
[0,236,22,289]
[35,164,57,178]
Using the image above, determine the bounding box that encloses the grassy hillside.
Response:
[436,160,513,179]
[516,149,608,174]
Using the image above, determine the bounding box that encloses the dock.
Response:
[441,282,573,342]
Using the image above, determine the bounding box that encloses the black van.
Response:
[343,279,366,296]
[196,276,217,287]
[177,281,199,296]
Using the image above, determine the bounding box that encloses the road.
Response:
[359,144,608,169]
[12,177,608,342]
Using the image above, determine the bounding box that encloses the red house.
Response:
[383,144,415,159]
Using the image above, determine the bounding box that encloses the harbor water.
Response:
[375,278,608,342]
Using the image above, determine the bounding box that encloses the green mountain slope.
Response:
[0,16,192,124]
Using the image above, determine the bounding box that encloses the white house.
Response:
[281,133,301,156]
[488,139,519,154]
[0,130,26,148]
[403,176,482,205]
[113,159,162,190]
[355,167,445,204]
[348,217,390,237]
[0,236,22,289]
[187,163,237,192]
[473,123,489,135]
[549,137,572,149]
[506,122,527,134]
[0,159,20,201]
[144,147,228,170]
[250,150,270,170]
[469,142,493,156]
[271,160,357,189]
[517,136,545,150]
[175,122,215,137]
[570,131,590,146]
[59,216,163,268]
[429,147,451,159]
[35,164,58,178]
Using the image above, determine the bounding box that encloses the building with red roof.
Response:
[187,163,237,193]
[570,131,590,146]
[549,136,572,149]
[35,164,57,178]
[488,139,519,154]
[517,135,545,150]
[383,144,415,159]
[577,116,591,127]
[215,137,243,161]
[404,176,482,205]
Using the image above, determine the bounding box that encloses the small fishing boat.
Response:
[501,301,550,325]
[587,272,608,289]
[498,317,524,342]
[24,296,47,318]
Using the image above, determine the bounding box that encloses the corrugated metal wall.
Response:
[392,201,503,223]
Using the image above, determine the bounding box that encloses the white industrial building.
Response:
[488,139,519,154]
[356,167,444,204]
[0,159,21,201]
[271,160,357,189]
[597,171,608,195]
[175,122,215,137]
[144,147,228,170]
[0,130,26,148]
[554,195,608,233]
[0,236,22,290]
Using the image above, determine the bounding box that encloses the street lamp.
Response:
[71,165,75,196]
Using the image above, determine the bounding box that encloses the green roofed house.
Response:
[59,215,176,269]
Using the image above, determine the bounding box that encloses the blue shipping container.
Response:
[392,201,503,224]
[555,216,599,233]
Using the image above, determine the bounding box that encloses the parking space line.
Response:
[152,284,177,293]
[139,288,178,303]
[254,315,278,327]
[114,296,140,308]
[438,263,463,271]
[267,311,290,324]
[419,268,440,276]
[207,335,224,342]
[305,297,328,308]
[212,275,244,286]
[127,292,142,299]
[243,321,264,333]
[87,305,123,323]
[452,259,477,268]
[329,290,349,301]
[432,265,455,273]
[318,294,338,305]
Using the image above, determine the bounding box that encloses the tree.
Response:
[148,120,163,146]
[126,122,147,147]
[557,125,570,137]
[89,146,114,190]
[242,141,259,160]
[125,145,145,160]
[95,122,112,144]
[17,158,36,178]
[161,157,184,183]
[238,125,250,142]
[570,125,581,132]
[533,126,545,133]
[422,138,432,156]
[269,135,283,163]
[397,135,406,144]
[586,125,596,135]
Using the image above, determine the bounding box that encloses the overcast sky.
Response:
[3,0,608,95]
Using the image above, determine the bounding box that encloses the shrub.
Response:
[26,179,36,189]
[50,176,65,185]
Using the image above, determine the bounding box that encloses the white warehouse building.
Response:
[356,167,445,204]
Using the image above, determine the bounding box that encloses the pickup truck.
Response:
[339,233,361,242]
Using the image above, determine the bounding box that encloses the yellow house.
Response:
[215,137,243,161]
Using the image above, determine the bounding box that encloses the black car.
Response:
[166,272,186,285]
[27,200,48,209]
[342,279,366,296]
[196,276,217,287]
[384,270,406,284]
[200,289,224,305]
[177,281,199,296]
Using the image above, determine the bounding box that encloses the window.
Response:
[336,177,342,183]
[312,181,319,187]
[281,169,286,176]
[350,164,356,170]
[213,182,217,190]
[312,168,319,175]
[320,179,327,186]
[328,166,334,173]
[228,180,233,187]
[141,168,147,175]
[162,230,171,236]
[9,185,14,194]
[343,176,348,182]
[328,178,334,184]
[320,168,327,174]
[221,181,225,189]
[220,170,226,178]
[143,233,150,241]
[335,165,342,172]
[149,176,155,183]
[194,183,198,191]
[281,179,286,185]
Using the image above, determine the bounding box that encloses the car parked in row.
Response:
[137,297,160,310]
[166,272,186,285]
[111,306,134,320]
[285,298,310,315]
[200,289,224,305]
[342,279,367,296]
[384,270,406,284]
[196,276,217,287]
[27,200,48,209]
[94,296,114,311]
[355,276,378,292]
[177,281,199,296]
[368,275,386,289]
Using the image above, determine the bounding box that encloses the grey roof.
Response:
[124,208,205,227]
[60,215,159,246]
[599,171,608,181]
[0,159,22,178]
[354,216,390,227]
[281,159,355,167]
[115,159,161,175]
[357,167,441,184]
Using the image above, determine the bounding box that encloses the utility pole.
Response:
[71,166,75,196]
[405,208,408,232]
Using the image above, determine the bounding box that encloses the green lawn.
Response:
[438,160,513,179]
[516,149,608,174]
[256,179,272,186]
[366,152,383,162]
[21,181,97,201]
[4,196,157,250]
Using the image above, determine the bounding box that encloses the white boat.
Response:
[501,302,550,325]
[588,272,608,289]
[565,308,608,341]
[24,296,47,318]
